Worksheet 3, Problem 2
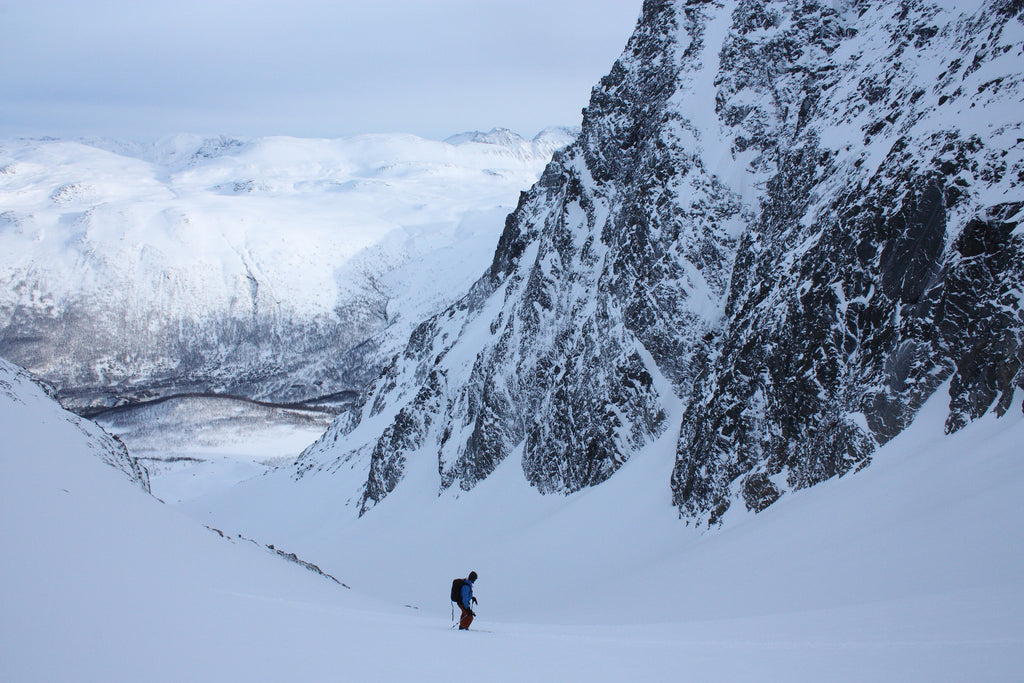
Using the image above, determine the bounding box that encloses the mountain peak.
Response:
[444,127,526,146]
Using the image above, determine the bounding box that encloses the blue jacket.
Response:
[460,579,474,609]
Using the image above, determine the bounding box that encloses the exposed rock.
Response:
[301,0,1024,524]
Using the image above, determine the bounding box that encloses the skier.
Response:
[454,571,478,630]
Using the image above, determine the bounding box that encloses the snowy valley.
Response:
[0,128,576,412]
[1,127,577,495]
[2,0,1024,680]
[2,339,1022,681]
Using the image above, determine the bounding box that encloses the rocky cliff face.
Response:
[299,0,1023,523]
[671,0,1024,523]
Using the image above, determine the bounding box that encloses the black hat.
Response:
[468,571,478,582]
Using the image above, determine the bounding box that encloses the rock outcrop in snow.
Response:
[298,0,1023,523]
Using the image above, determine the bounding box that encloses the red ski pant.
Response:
[459,605,474,630]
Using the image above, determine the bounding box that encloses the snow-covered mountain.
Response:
[292,0,1023,524]
[3,2,1023,678]
[0,127,576,412]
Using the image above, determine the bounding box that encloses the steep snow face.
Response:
[0,129,575,411]
[297,0,1024,523]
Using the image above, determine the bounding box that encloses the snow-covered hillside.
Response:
[0,358,150,491]
[4,353,1019,681]
[0,128,576,411]
[0,358,387,680]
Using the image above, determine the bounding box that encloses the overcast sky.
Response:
[0,0,642,141]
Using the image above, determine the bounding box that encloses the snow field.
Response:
[2,358,1023,681]
[174,383,1024,681]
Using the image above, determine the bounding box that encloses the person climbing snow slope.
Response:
[452,571,478,630]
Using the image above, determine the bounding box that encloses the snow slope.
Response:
[177,382,1024,681]
[0,359,388,681]
[2,362,1022,680]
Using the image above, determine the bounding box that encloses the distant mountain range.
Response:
[0,127,577,412]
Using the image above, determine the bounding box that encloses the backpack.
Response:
[450,578,466,604]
